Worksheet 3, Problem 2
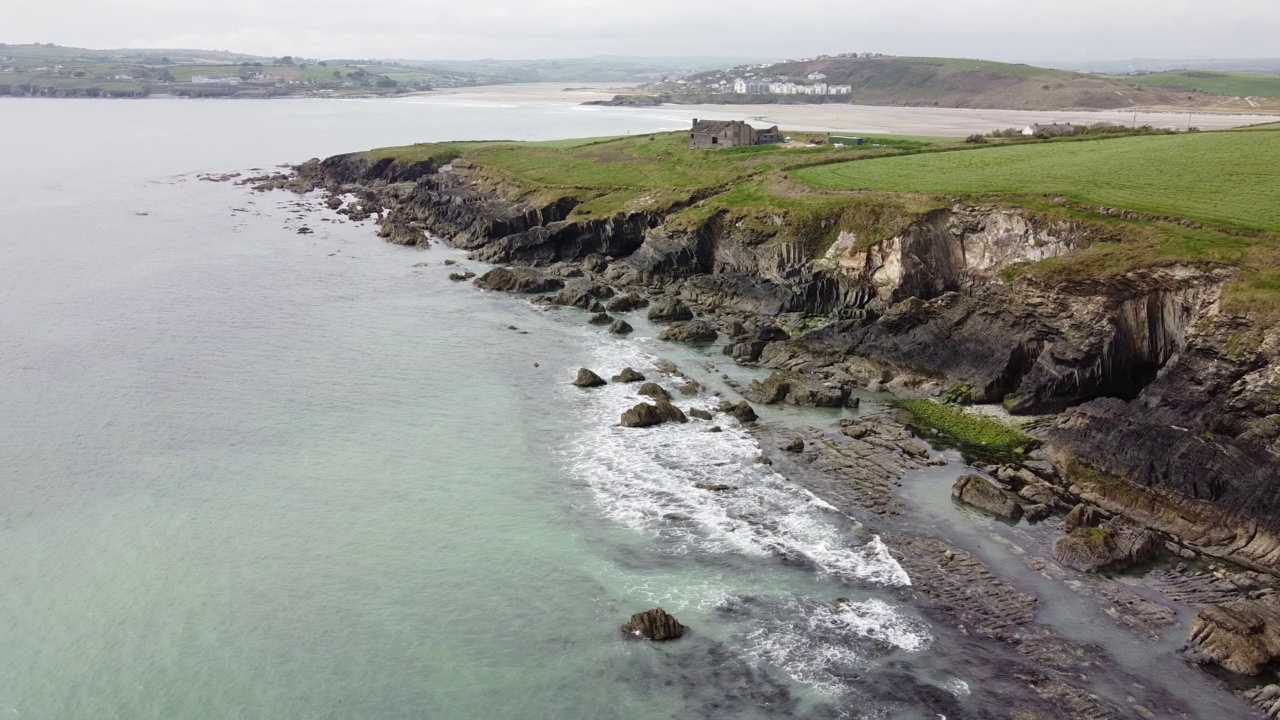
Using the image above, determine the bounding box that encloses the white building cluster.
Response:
[733,78,851,96]
[191,75,242,85]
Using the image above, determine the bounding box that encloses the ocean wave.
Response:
[735,596,932,697]
[563,342,910,587]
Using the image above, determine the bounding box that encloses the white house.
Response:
[807,72,828,81]
[827,85,852,95]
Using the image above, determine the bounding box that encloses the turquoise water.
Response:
[0,98,938,719]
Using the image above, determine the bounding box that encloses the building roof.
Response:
[691,119,745,135]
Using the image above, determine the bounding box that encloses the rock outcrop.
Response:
[572,369,607,388]
[647,298,694,323]
[745,371,852,408]
[1052,519,1160,573]
[474,267,564,294]
[620,400,688,428]
[951,474,1023,520]
[621,608,685,641]
[638,382,672,401]
[658,321,718,343]
[612,367,645,383]
[1186,598,1280,675]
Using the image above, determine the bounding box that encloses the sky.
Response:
[9,0,1279,63]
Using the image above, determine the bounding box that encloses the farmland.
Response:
[1112,71,1280,100]
[791,128,1280,234]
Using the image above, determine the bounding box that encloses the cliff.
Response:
[257,140,1280,577]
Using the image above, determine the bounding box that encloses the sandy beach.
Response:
[420,83,1280,137]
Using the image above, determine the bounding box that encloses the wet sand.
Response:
[422,83,1280,137]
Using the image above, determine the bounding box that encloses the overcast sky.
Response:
[10,0,1278,62]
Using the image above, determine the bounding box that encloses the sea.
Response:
[0,93,1251,720]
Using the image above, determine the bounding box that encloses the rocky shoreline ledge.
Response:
[249,149,1280,717]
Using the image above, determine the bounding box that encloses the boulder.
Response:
[554,280,615,309]
[1053,520,1160,573]
[582,253,610,274]
[782,437,805,453]
[612,367,646,383]
[549,263,584,278]
[723,325,789,362]
[1024,504,1053,522]
[588,312,614,325]
[608,319,634,335]
[1018,482,1060,507]
[951,474,1023,520]
[707,426,723,433]
[621,608,685,641]
[1187,598,1280,675]
[638,383,672,401]
[1062,504,1107,532]
[572,369,607,388]
[474,267,564,294]
[607,294,649,313]
[620,399,688,428]
[659,321,718,343]
[688,408,714,421]
[448,271,476,282]
[647,298,694,323]
[731,401,758,424]
[744,371,850,408]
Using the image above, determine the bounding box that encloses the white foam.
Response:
[563,342,911,587]
[738,597,932,697]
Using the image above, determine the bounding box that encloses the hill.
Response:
[0,43,479,98]
[1105,70,1280,103]
[641,55,1280,112]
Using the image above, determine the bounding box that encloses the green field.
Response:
[369,132,952,218]
[365,126,1280,319]
[1115,70,1280,98]
[792,129,1280,234]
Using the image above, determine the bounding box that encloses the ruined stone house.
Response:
[688,119,783,149]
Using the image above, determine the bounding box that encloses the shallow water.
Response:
[0,98,954,719]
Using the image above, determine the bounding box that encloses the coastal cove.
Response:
[1,94,1272,719]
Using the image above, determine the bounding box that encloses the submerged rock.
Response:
[608,319,633,335]
[782,437,805,453]
[659,321,718,343]
[448,271,476,282]
[612,367,645,383]
[474,267,564,294]
[951,474,1022,520]
[695,483,733,492]
[1053,520,1159,573]
[572,369,607,388]
[688,408,714,421]
[588,312,614,325]
[647,298,693,323]
[622,607,685,640]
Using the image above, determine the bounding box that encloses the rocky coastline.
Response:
[250,149,1280,717]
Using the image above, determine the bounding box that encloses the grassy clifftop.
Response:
[367,125,1280,318]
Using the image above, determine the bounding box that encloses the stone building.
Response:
[687,119,783,149]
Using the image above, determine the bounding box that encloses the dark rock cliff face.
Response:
[271,155,1280,571]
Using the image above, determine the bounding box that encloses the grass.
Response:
[892,399,1041,464]
[363,126,1280,322]
[368,132,952,220]
[1114,71,1280,99]
[792,129,1280,234]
